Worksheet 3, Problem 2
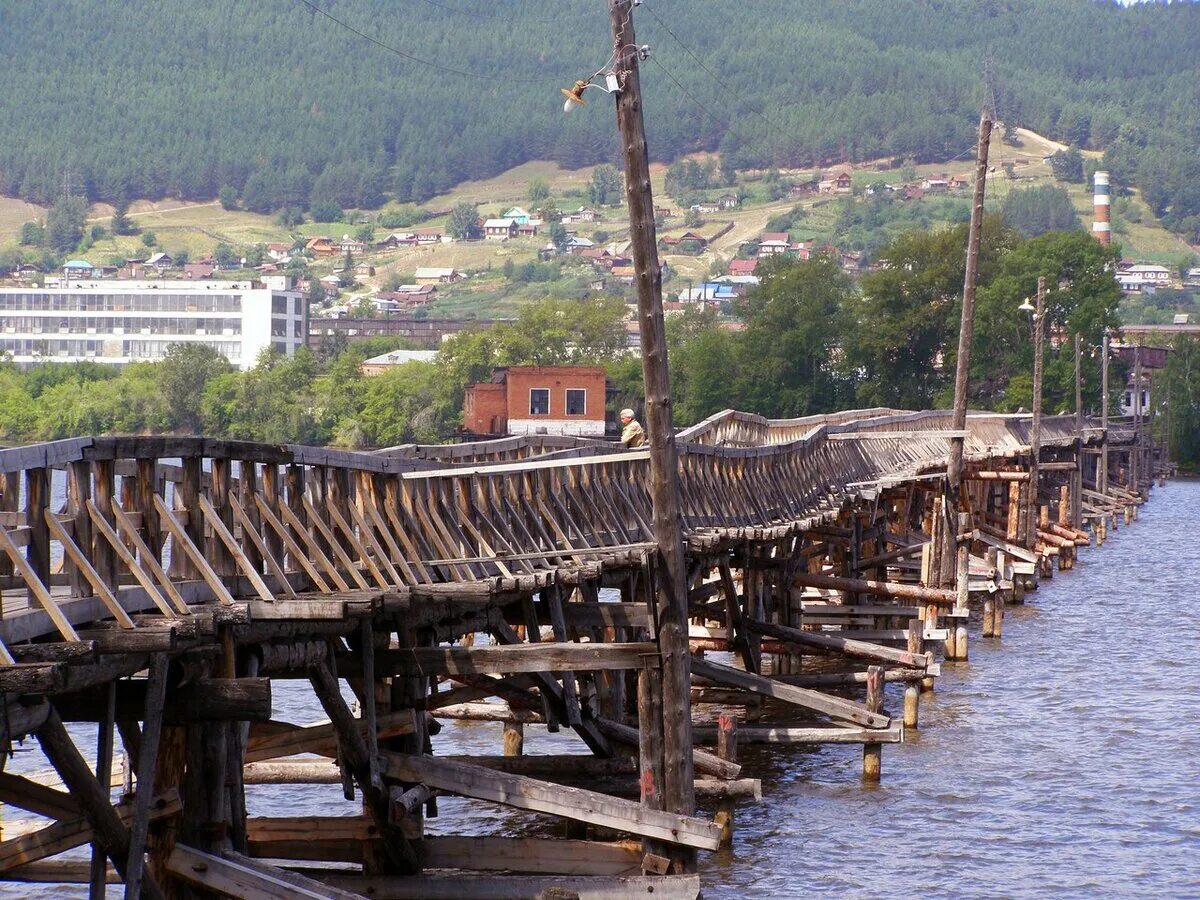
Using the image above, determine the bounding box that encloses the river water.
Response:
[7,482,1199,898]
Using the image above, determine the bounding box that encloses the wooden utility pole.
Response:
[943,113,993,581]
[1073,333,1083,527]
[607,0,697,843]
[1027,276,1045,546]
[1132,344,1142,493]
[1100,332,1110,494]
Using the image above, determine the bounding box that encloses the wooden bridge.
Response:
[0,407,1154,898]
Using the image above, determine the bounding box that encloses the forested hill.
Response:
[1,0,1198,231]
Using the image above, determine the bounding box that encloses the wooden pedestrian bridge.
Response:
[0,407,1150,898]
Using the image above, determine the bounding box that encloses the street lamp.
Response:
[1018,276,1046,548]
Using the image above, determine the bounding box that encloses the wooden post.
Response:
[89,682,116,899]
[126,654,169,900]
[714,714,737,849]
[1027,275,1045,550]
[1100,332,1110,496]
[24,467,50,604]
[943,112,993,569]
[982,546,998,636]
[609,0,696,839]
[862,666,883,782]
[67,461,93,598]
[502,721,524,757]
[637,662,667,866]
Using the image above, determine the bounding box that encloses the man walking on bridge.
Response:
[620,408,646,448]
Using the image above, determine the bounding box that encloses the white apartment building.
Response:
[0,277,306,370]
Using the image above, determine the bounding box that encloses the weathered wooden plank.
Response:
[167,845,362,900]
[380,754,722,851]
[689,658,890,728]
[382,642,660,676]
[691,724,904,745]
[744,619,930,670]
[319,872,701,900]
[245,709,416,764]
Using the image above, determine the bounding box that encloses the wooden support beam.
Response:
[380,753,722,851]
[245,709,416,764]
[791,572,956,606]
[166,845,363,900]
[307,660,419,873]
[691,724,903,745]
[381,642,660,676]
[744,619,930,670]
[689,658,890,728]
[317,872,701,900]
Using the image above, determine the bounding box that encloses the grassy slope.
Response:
[1,130,1192,312]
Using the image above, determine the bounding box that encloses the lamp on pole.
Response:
[1018,276,1045,547]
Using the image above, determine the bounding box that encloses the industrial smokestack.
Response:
[1093,170,1111,246]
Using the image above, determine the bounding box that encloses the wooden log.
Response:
[53,678,272,724]
[691,724,903,745]
[689,658,888,728]
[791,572,957,605]
[379,753,723,851]
[245,709,416,763]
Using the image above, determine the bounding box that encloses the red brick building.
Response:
[464,366,609,437]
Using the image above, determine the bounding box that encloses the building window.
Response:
[565,389,586,416]
[530,388,550,416]
[1141,391,1148,408]
[1124,392,1132,408]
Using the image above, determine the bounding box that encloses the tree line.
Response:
[1,1,1197,238]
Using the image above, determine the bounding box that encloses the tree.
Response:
[141,230,157,248]
[218,185,239,210]
[1000,185,1082,237]
[527,177,550,206]
[684,208,704,228]
[45,196,88,253]
[355,222,375,244]
[448,202,479,240]
[340,249,356,287]
[549,222,569,252]
[310,200,342,223]
[160,343,234,431]
[111,197,137,236]
[1048,147,1085,183]
[734,255,856,416]
[19,221,43,246]
[214,243,238,268]
[587,165,623,207]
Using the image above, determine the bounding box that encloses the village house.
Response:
[184,262,216,280]
[376,232,414,251]
[757,233,791,257]
[565,236,595,254]
[562,206,600,225]
[374,286,437,309]
[658,231,708,255]
[921,177,949,193]
[359,349,439,376]
[818,169,853,194]
[788,180,818,199]
[339,234,366,254]
[266,242,295,262]
[517,222,540,237]
[1116,263,1172,291]
[728,258,759,277]
[414,229,444,245]
[718,194,740,210]
[463,365,609,437]
[690,202,721,215]
[144,252,173,271]
[306,236,338,256]
[654,205,674,219]
[483,218,518,240]
[413,267,463,285]
[502,207,531,226]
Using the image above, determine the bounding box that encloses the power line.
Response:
[640,0,789,137]
[645,55,730,133]
[292,0,566,85]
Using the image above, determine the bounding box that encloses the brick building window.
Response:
[565,389,586,416]
[530,388,550,415]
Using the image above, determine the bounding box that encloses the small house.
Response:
[464,365,609,437]
[483,218,518,240]
[502,207,532,226]
[413,267,462,285]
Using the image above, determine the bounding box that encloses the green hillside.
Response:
[0,1,1197,238]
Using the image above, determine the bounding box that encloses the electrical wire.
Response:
[292,0,569,85]
[646,55,731,132]
[640,0,789,137]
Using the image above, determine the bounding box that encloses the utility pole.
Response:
[1073,333,1083,528]
[1027,276,1045,546]
[608,0,696,849]
[943,112,993,584]
[1132,344,1142,494]
[1100,332,1110,495]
